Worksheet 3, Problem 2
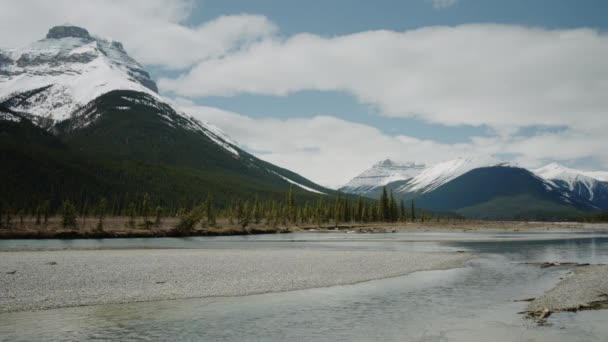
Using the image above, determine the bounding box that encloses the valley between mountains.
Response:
[2,25,608,238]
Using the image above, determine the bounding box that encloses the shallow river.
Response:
[2,231,608,341]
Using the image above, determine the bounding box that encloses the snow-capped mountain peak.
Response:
[0,25,243,159]
[534,162,608,183]
[533,163,608,202]
[395,156,506,194]
[0,25,159,123]
[340,159,425,194]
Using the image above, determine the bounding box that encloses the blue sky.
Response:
[2,0,607,187]
[192,0,608,34]
[150,0,607,145]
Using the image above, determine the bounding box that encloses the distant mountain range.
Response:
[2,25,606,220]
[0,25,331,210]
[341,158,608,219]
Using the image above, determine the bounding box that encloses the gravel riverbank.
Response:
[528,265,608,313]
[0,249,471,312]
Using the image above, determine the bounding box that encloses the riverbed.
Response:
[1,231,608,341]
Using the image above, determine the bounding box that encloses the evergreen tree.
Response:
[239,200,250,229]
[252,197,261,224]
[287,185,296,223]
[389,191,398,222]
[18,209,25,228]
[342,198,350,223]
[96,198,108,231]
[355,196,363,222]
[81,200,89,227]
[127,202,137,228]
[42,200,50,226]
[315,197,324,227]
[141,193,152,228]
[35,205,42,225]
[0,199,4,228]
[281,204,288,226]
[5,206,12,229]
[61,200,77,228]
[205,193,216,227]
[361,203,368,223]
[380,187,389,221]
[399,199,406,222]
[270,201,279,227]
[154,206,163,227]
[369,202,377,222]
[411,200,416,222]
[174,206,199,236]
[334,192,342,226]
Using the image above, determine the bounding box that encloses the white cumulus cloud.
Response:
[177,103,608,188]
[0,0,276,69]
[159,24,608,132]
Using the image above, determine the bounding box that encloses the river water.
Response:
[2,231,608,341]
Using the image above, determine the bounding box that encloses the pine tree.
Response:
[369,202,377,222]
[154,206,163,227]
[380,187,389,221]
[315,197,324,227]
[204,193,216,227]
[174,206,199,236]
[334,192,342,226]
[342,198,349,223]
[389,191,398,222]
[42,200,50,226]
[252,197,261,224]
[361,203,368,223]
[411,200,416,222]
[61,200,77,228]
[141,193,152,228]
[18,209,25,228]
[96,198,108,231]
[5,206,12,229]
[81,199,88,228]
[270,201,279,227]
[127,202,137,228]
[0,199,4,229]
[287,185,296,223]
[35,205,42,225]
[239,201,250,229]
[355,196,363,222]
[399,199,406,222]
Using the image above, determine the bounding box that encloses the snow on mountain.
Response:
[584,171,608,182]
[0,26,160,122]
[270,170,327,195]
[395,157,508,194]
[341,159,426,194]
[533,163,608,202]
[0,111,21,123]
[0,25,240,158]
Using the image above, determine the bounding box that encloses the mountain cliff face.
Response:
[0,26,331,208]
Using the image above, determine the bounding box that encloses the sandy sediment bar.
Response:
[528,265,608,313]
[0,249,471,312]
